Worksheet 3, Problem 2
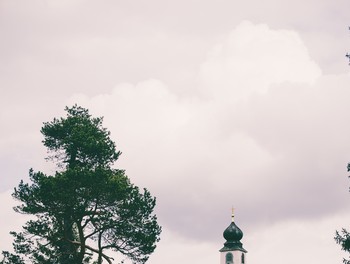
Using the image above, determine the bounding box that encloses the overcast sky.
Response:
[1,0,350,263]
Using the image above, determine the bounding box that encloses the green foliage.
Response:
[2,105,161,264]
[335,163,350,264]
[41,105,121,169]
[335,228,350,264]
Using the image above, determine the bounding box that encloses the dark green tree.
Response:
[335,229,350,264]
[2,105,161,264]
[335,163,350,264]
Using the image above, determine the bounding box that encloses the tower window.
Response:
[226,252,233,264]
[241,253,245,264]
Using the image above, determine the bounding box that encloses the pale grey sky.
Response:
[1,0,350,263]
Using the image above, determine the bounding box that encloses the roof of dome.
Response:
[219,215,247,253]
[223,221,243,241]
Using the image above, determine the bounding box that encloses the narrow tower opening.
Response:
[225,252,233,264]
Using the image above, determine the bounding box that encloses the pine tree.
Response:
[2,105,161,264]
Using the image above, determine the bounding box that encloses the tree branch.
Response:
[69,240,114,264]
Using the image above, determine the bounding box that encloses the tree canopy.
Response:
[41,105,121,169]
[2,105,161,264]
[335,163,350,264]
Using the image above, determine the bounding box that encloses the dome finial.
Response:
[231,207,234,223]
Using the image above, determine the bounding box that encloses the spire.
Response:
[231,207,234,222]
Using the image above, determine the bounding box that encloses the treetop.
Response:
[41,105,121,170]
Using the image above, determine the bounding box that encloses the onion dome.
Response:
[223,222,243,242]
[219,209,247,253]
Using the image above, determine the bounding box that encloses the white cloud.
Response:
[148,229,218,264]
[199,21,322,101]
[61,24,350,262]
[247,211,350,264]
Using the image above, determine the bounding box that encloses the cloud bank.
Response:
[2,15,350,264]
[64,21,350,243]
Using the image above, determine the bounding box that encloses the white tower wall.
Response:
[220,250,246,264]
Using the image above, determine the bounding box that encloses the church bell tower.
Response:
[219,209,247,264]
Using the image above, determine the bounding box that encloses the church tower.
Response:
[219,209,247,264]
